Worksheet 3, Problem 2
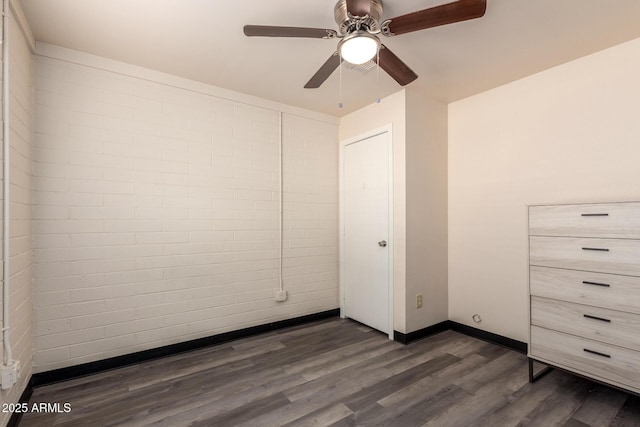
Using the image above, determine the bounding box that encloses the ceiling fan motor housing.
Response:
[334,0,383,35]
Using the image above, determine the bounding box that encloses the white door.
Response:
[343,131,391,334]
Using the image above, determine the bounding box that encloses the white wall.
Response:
[339,88,448,335]
[405,90,448,332]
[339,90,407,333]
[31,47,338,372]
[449,37,640,342]
[0,7,33,426]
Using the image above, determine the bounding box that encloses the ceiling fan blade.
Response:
[346,0,370,17]
[376,45,418,86]
[385,0,486,36]
[244,25,337,39]
[304,52,341,89]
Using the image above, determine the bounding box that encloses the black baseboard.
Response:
[394,320,450,345]
[449,321,528,354]
[31,308,339,388]
[7,378,34,427]
[393,320,527,354]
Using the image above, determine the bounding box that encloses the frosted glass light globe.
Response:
[339,31,380,65]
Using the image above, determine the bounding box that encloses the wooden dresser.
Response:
[528,201,640,393]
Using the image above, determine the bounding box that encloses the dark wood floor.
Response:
[20,318,640,426]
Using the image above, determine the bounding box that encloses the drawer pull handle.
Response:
[583,314,611,323]
[581,213,609,217]
[582,247,610,252]
[582,281,610,287]
[583,348,611,358]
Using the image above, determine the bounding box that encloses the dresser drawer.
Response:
[530,266,640,314]
[530,326,640,391]
[531,296,640,351]
[530,236,640,277]
[529,202,640,239]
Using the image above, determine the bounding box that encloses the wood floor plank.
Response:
[404,330,462,353]
[351,383,471,426]
[235,346,427,425]
[189,392,291,427]
[283,336,389,375]
[469,370,570,427]
[422,362,529,426]
[443,335,491,359]
[283,342,407,403]
[476,341,511,359]
[117,372,306,427]
[299,339,404,381]
[281,403,354,427]
[451,350,526,393]
[518,375,592,426]
[402,384,472,426]
[127,342,282,391]
[563,419,591,427]
[571,383,628,427]
[376,353,489,412]
[19,318,640,427]
[610,395,640,427]
[342,353,461,412]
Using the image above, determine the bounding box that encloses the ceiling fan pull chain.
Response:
[376,49,381,104]
[338,55,344,108]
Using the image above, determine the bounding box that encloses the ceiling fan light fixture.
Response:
[338,31,380,65]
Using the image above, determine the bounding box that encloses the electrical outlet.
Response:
[416,294,423,309]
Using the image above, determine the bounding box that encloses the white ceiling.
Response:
[18,0,640,116]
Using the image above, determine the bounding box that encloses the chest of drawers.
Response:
[528,201,640,394]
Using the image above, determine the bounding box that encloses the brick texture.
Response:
[32,56,338,372]
[0,12,34,427]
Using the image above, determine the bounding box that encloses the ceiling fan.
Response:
[244,0,487,89]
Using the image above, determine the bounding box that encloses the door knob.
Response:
[378,240,387,247]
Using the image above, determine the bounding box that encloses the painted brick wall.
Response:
[0,11,33,427]
[32,54,338,372]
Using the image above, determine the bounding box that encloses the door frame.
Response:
[339,125,394,339]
